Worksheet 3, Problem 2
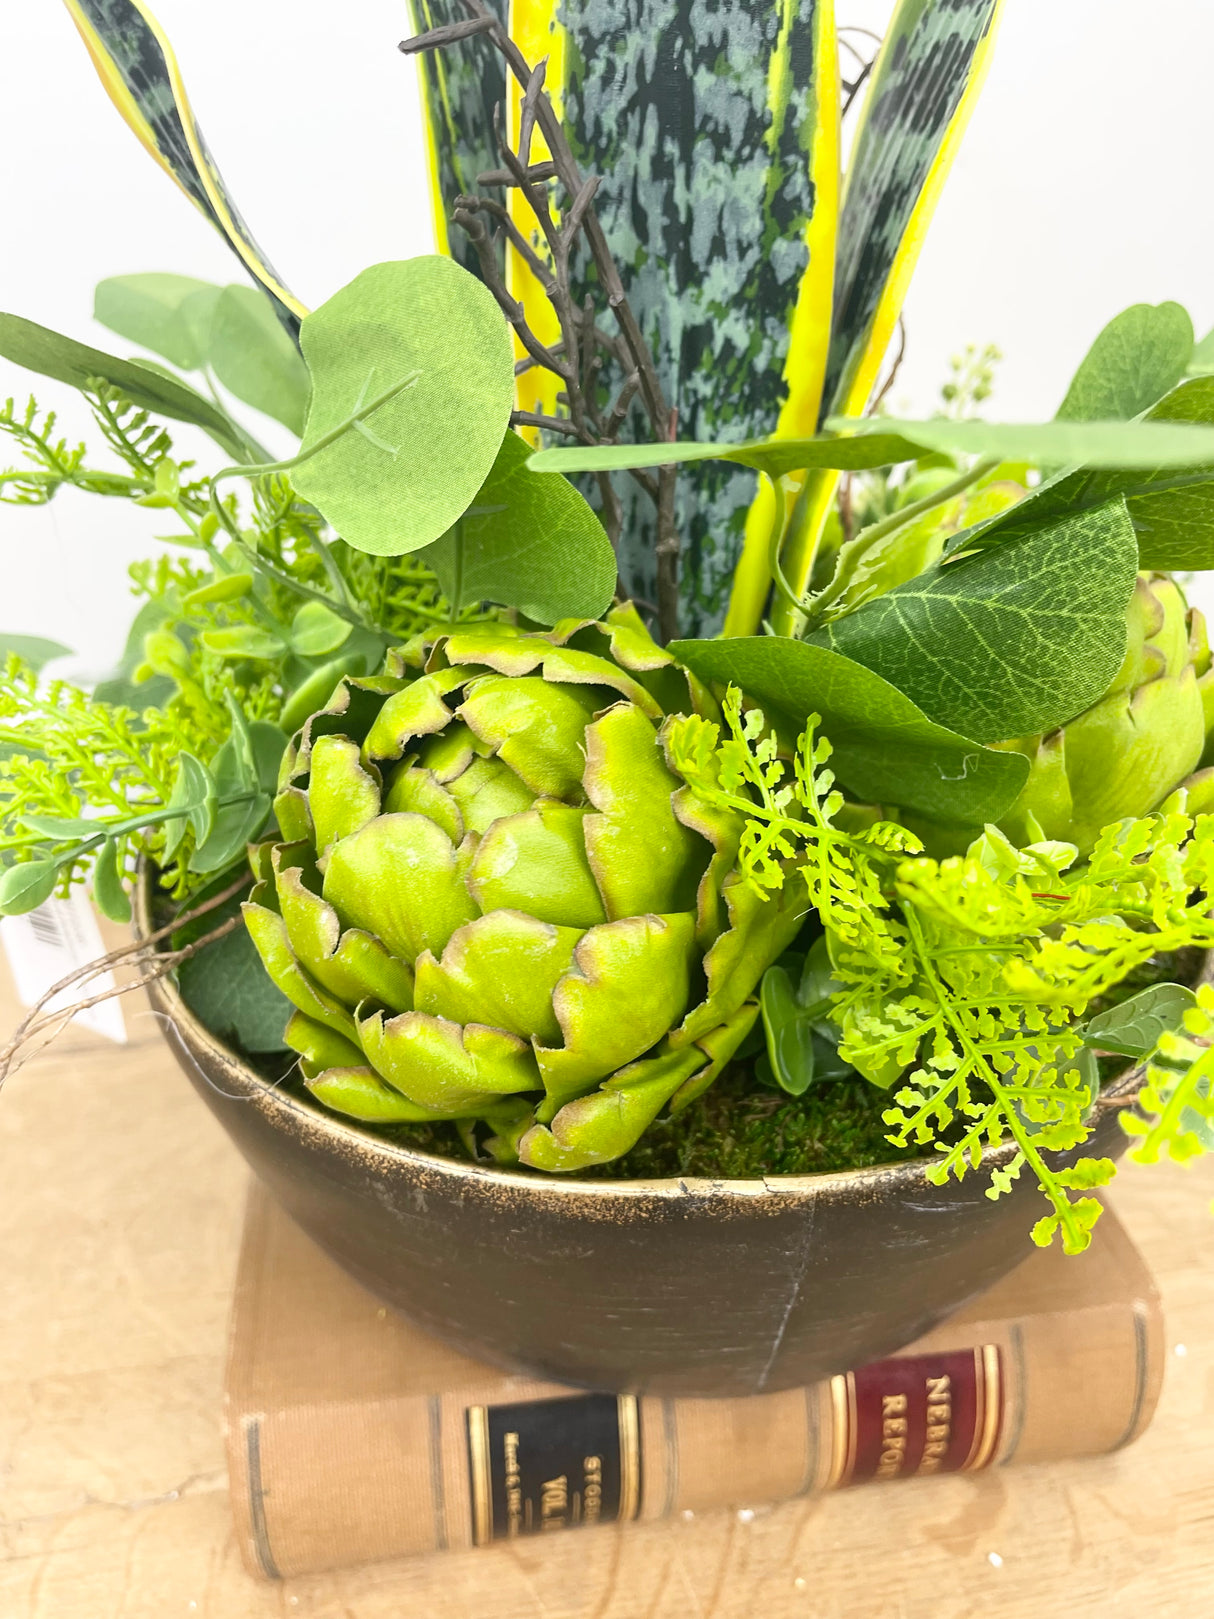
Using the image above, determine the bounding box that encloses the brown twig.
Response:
[0,873,250,1090]
[868,315,907,416]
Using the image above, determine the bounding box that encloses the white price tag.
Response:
[0,887,127,1045]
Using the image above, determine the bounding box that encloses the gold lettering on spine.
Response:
[616,1395,641,1522]
[467,1405,492,1547]
[875,1391,910,1479]
[582,1454,604,1525]
[918,1373,953,1474]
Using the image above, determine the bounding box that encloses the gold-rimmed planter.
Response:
[142,888,1151,1397]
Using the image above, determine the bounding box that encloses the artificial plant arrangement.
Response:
[3,0,1214,1260]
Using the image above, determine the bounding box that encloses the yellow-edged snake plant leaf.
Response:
[62,0,306,336]
[766,0,1005,632]
[408,0,840,636]
[246,611,804,1169]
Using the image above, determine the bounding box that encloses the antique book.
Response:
[225,1183,1163,1580]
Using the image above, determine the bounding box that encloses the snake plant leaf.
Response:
[420,431,616,624]
[1082,983,1197,1061]
[0,313,247,459]
[410,0,841,634]
[668,636,1028,825]
[93,272,221,371]
[63,0,305,334]
[1056,302,1195,422]
[812,496,1140,742]
[209,286,311,435]
[826,413,1214,469]
[528,430,929,479]
[290,258,514,557]
[767,0,1004,633]
[949,378,1214,571]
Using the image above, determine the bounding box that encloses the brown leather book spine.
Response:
[225,1192,1163,1580]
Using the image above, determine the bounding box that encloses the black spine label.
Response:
[466,1393,641,1545]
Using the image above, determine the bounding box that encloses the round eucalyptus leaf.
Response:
[291,257,514,557]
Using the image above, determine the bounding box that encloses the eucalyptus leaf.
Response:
[199,627,286,660]
[161,752,216,861]
[0,634,72,672]
[668,637,1029,825]
[527,430,930,480]
[949,377,1214,571]
[19,814,102,839]
[825,413,1214,469]
[811,497,1139,743]
[0,860,58,916]
[1056,302,1194,422]
[760,964,816,1096]
[421,430,616,624]
[1188,326,1214,376]
[190,696,272,871]
[210,285,310,435]
[290,257,514,557]
[92,837,132,925]
[93,273,221,372]
[1083,983,1197,1060]
[174,881,291,1053]
[0,312,247,459]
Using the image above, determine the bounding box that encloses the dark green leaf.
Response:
[1056,302,1194,422]
[290,258,514,557]
[668,637,1028,825]
[174,882,290,1053]
[760,964,816,1096]
[92,837,131,924]
[1083,983,1197,1060]
[812,497,1139,743]
[949,378,1214,572]
[248,723,288,795]
[190,696,271,871]
[93,273,221,372]
[0,634,73,671]
[422,431,617,624]
[210,285,310,435]
[527,431,929,480]
[0,312,247,459]
[279,652,369,735]
[0,860,58,915]
[826,413,1214,468]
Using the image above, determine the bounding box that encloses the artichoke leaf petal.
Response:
[534,912,696,1115]
[520,1044,705,1172]
[382,763,464,844]
[241,903,358,1042]
[583,703,709,919]
[358,1008,540,1109]
[322,813,479,965]
[284,1011,365,1076]
[668,1002,762,1114]
[414,910,581,1045]
[276,865,414,1013]
[671,871,809,1050]
[307,734,382,852]
[362,668,469,763]
[458,674,599,799]
[307,1064,484,1123]
[444,755,535,834]
[467,800,608,929]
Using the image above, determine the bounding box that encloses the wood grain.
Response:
[2,959,1212,1618]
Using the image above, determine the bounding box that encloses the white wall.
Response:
[3,0,1213,676]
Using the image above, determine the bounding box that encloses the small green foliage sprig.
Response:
[669,688,1214,1252]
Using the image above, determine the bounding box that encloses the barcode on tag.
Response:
[0,887,126,1044]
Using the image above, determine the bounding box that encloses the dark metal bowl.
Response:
[144,888,1148,1395]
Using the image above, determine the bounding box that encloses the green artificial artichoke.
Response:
[242,605,806,1172]
[997,572,1214,851]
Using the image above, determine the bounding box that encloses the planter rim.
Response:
[140,875,1152,1205]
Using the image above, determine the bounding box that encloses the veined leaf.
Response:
[771,0,1004,633]
[0,312,246,459]
[1083,983,1196,1061]
[1056,302,1194,422]
[949,377,1214,571]
[421,430,617,624]
[0,860,59,917]
[828,413,1214,468]
[288,602,351,658]
[94,272,221,371]
[528,431,927,479]
[290,257,514,557]
[812,497,1139,743]
[63,0,305,333]
[161,751,215,861]
[668,635,1028,824]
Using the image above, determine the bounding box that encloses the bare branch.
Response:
[399,15,497,53]
[477,159,557,187]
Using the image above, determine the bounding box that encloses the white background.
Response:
[3,0,1213,676]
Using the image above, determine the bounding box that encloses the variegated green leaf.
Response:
[63,0,305,333]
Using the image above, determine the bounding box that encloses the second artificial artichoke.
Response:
[243,605,805,1172]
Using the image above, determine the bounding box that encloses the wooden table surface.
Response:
[2,962,1213,1619]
